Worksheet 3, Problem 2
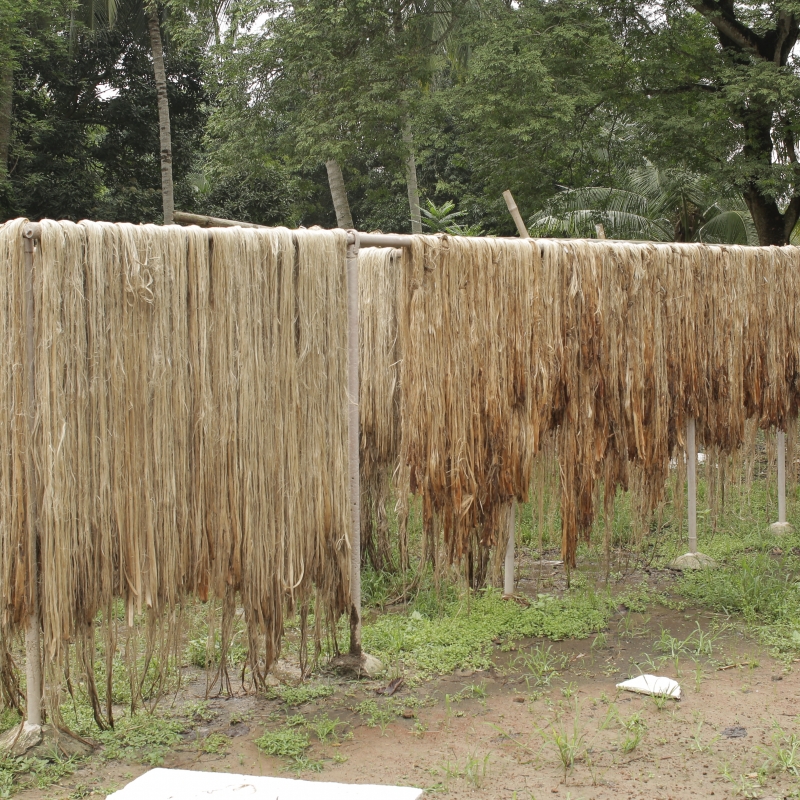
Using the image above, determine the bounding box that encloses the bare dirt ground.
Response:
[15,584,800,800]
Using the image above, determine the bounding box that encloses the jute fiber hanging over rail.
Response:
[398,235,800,568]
[0,219,352,711]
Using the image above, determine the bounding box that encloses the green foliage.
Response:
[677,540,800,657]
[420,199,483,235]
[0,752,79,798]
[255,727,310,760]
[270,684,334,707]
[529,163,758,244]
[363,587,614,677]
[96,713,184,766]
[0,709,19,735]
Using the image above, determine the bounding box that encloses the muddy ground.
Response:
[14,563,800,800]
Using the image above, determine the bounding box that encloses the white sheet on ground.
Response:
[616,674,681,699]
[106,768,424,800]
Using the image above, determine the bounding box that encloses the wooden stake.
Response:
[687,418,697,553]
[503,504,515,597]
[346,232,362,657]
[22,232,41,727]
[595,224,606,240]
[502,190,530,240]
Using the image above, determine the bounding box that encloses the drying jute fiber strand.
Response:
[358,247,405,573]
[0,219,351,724]
[398,235,800,569]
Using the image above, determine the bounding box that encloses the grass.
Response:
[255,727,310,759]
[96,713,184,766]
[0,753,79,798]
[0,710,20,736]
[363,586,614,677]
[678,551,800,656]
[269,684,334,706]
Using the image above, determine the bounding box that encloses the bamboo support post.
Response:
[669,416,715,568]
[173,211,266,229]
[346,232,362,657]
[503,504,515,597]
[687,417,697,554]
[502,190,529,240]
[22,231,42,728]
[500,190,527,596]
[771,429,792,533]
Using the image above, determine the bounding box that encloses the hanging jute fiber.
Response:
[358,247,403,572]
[398,235,800,568]
[0,219,351,720]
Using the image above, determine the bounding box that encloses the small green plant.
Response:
[413,720,428,738]
[651,693,668,711]
[516,645,568,689]
[619,711,646,753]
[255,728,310,760]
[539,702,585,784]
[309,714,348,743]
[97,713,184,766]
[353,699,394,732]
[561,682,577,699]
[439,752,491,789]
[591,632,608,650]
[759,723,800,776]
[689,714,717,754]
[272,684,334,706]
[200,733,229,755]
[185,700,216,723]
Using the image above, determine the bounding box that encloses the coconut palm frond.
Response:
[698,209,755,245]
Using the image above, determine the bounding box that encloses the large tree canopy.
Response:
[2,0,799,243]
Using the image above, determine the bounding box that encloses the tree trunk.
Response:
[147,5,174,225]
[0,62,13,177]
[744,185,800,245]
[325,159,353,228]
[402,121,422,234]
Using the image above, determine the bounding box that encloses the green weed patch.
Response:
[678,553,800,656]
[363,587,614,676]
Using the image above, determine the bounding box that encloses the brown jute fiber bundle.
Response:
[0,220,351,708]
[358,247,403,571]
[398,235,800,567]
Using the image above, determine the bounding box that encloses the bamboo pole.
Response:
[687,417,697,554]
[346,232,362,657]
[770,430,791,532]
[173,211,266,229]
[503,504,515,597]
[502,190,529,239]
[500,190,527,597]
[778,429,786,525]
[22,231,42,728]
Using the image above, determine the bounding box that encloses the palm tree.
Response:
[530,163,758,245]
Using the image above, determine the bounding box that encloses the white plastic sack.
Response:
[106,769,424,800]
[616,674,681,699]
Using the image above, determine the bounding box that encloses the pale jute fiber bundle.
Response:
[0,220,351,715]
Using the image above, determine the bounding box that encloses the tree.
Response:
[72,0,175,224]
[5,13,205,223]
[609,0,800,244]
[146,3,173,223]
[530,163,758,243]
